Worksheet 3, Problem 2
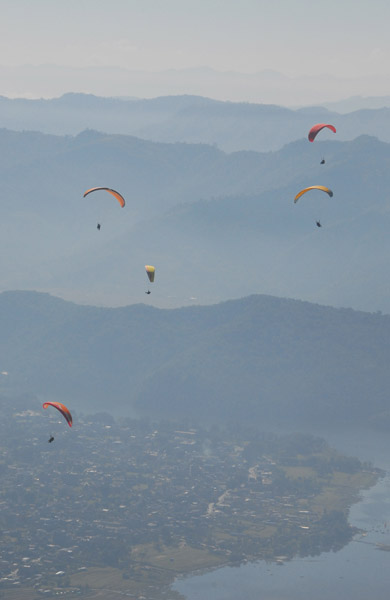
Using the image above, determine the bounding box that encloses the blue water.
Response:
[173,431,390,600]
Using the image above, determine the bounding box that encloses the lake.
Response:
[173,429,390,600]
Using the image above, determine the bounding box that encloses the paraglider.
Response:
[84,187,125,229]
[83,187,126,208]
[43,402,72,427]
[294,185,333,203]
[145,265,155,294]
[308,124,336,142]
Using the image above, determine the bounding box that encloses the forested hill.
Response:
[1,291,389,433]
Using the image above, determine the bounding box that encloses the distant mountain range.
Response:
[0,128,389,313]
[3,92,390,152]
[321,95,390,113]
[2,64,390,107]
[1,291,389,434]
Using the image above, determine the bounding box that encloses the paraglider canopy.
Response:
[308,124,336,142]
[145,265,155,283]
[83,187,125,208]
[43,402,73,427]
[294,185,333,204]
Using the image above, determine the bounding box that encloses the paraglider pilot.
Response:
[316,221,322,228]
[48,436,54,443]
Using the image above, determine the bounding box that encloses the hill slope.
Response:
[0,291,389,433]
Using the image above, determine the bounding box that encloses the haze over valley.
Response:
[0,115,389,312]
[2,2,390,598]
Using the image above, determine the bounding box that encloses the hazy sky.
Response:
[1,0,389,78]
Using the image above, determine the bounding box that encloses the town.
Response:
[0,395,379,597]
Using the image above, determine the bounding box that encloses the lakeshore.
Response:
[0,399,381,599]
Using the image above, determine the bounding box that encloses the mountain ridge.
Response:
[0,290,389,433]
[0,129,389,312]
[2,92,390,152]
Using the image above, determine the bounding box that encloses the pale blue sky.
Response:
[1,0,389,78]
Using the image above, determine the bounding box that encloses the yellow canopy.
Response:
[294,185,333,204]
[145,265,155,283]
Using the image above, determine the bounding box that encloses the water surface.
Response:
[174,430,390,600]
